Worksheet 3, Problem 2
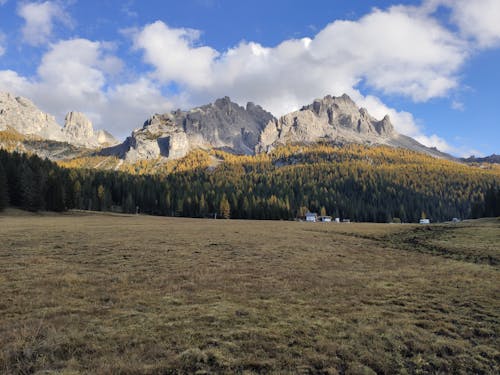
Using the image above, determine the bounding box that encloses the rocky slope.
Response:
[63,111,117,148]
[102,97,274,162]
[1,91,458,163]
[257,94,451,159]
[104,94,453,162]
[0,92,65,141]
[0,92,117,151]
[256,94,395,152]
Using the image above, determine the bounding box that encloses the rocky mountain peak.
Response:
[64,112,94,140]
[62,111,118,148]
[0,92,117,150]
[0,91,64,141]
[257,94,396,153]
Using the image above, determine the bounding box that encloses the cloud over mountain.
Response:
[1,0,499,156]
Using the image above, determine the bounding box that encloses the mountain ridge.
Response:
[0,92,118,150]
[0,91,464,163]
[101,94,455,162]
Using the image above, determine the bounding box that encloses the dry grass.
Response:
[0,211,498,374]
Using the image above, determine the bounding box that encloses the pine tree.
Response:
[97,185,106,211]
[219,194,231,219]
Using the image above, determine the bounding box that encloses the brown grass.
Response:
[0,212,498,374]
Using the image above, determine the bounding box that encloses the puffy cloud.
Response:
[0,39,172,138]
[445,0,500,48]
[133,6,466,108]
[132,21,219,88]
[2,1,494,153]
[130,5,469,149]
[415,134,454,153]
[17,1,72,46]
[103,78,175,135]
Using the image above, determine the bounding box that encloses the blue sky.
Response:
[0,0,499,156]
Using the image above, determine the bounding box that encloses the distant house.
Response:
[319,216,332,222]
[305,212,318,222]
[342,219,350,223]
[419,219,430,224]
[334,217,340,223]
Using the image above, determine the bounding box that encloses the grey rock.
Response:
[256,94,396,153]
[103,97,275,162]
[63,111,118,148]
[174,96,274,154]
[0,92,65,141]
[101,114,189,162]
[0,92,118,153]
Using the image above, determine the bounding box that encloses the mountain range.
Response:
[0,90,494,164]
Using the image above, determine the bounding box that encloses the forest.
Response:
[1,144,499,222]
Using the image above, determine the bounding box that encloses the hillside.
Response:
[2,144,499,222]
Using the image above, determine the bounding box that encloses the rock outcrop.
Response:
[63,111,117,148]
[0,92,117,150]
[256,94,395,152]
[0,92,65,141]
[102,114,189,162]
[103,97,275,162]
[173,97,274,154]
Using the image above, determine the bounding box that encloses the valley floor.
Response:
[0,212,499,374]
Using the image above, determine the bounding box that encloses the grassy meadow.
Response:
[0,211,498,374]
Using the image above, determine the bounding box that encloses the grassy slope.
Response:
[0,213,498,374]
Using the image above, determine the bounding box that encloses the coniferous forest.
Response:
[0,145,499,222]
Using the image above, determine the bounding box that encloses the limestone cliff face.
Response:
[0,92,65,141]
[100,114,189,162]
[103,97,275,162]
[173,97,274,154]
[63,112,118,148]
[256,94,395,152]
[0,92,118,151]
[64,112,94,140]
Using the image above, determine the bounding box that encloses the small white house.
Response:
[419,219,430,224]
[335,217,340,223]
[305,212,318,222]
[320,216,332,222]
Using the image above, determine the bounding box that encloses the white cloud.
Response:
[0,38,172,137]
[18,1,72,46]
[1,1,494,154]
[415,134,454,153]
[445,0,500,48]
[130,6,470,151]
[133,6,466,108]
[132,21,219,88]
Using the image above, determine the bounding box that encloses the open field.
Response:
[0,212,499,374]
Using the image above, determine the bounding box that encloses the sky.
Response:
[0,0,499,156]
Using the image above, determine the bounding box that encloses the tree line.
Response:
[0,146,499,222]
